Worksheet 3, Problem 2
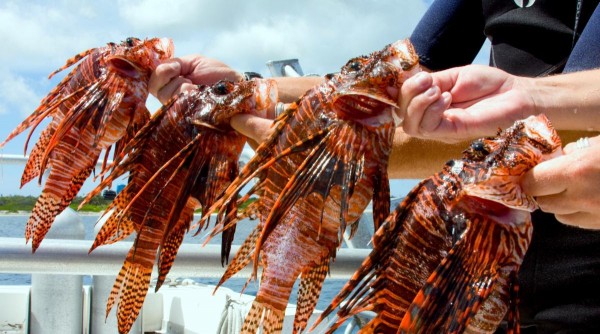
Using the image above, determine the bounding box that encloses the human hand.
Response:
[399,65,534,143]
[149,54,244,104]
[521,135,600,229]
[148,54,276,148]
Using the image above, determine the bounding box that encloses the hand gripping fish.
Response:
[200,39,420,333]
[317,114,562,333]
[79,78,277,334]
[0,37,174,251]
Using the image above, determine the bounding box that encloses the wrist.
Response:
[518,76,541,118]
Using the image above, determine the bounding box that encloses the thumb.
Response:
[521,156,570,197]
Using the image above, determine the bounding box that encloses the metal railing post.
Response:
[90,212,141,333]
[30,208,85,334]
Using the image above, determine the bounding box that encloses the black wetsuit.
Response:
[411,1,600,333]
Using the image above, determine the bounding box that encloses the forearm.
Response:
[529,68,600,132]
[273,76,324,102]
[388,129,590,179]
[388,128,467,178]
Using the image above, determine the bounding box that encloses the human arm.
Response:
[411,0,485,71]
[148,55,322,105]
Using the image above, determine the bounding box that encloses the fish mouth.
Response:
[107,57,143,79]
[332,90,400,127]
[107,38,174,79]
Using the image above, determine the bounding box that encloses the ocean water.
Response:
[0,214,357,332]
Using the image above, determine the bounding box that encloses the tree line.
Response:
[0,195,111,213]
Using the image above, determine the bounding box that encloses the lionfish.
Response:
[79,79,278,333]
[317,114,562,333]
[0,37,174,251]
[200,39,420,333]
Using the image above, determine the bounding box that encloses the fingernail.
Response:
[412,71,429,87]
[167,61,180,71]
[424,85,439,97]
[442,91,452,105]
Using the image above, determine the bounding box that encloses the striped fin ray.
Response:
[156,203,196,290]
[102,98,175,177]
[336,128,365,243]
[108,103,150,173]
[91,77,130,145]
[293,255,330,333]
[89,190,136,251]
[253,131,334,274]
[370,164,390,231]
[215,224,262,292]
[26,165,94,252]
[201,124,331,240]
[241,300,285,334]
[48,47,97,79]
[399,236,497,333]
[196,102,302,232]
[152,142,224,287]
[312,180,427,333]
[20,127,53,186]
[0,79,89,151]
[106,248,153,334]
[38,81,107,177]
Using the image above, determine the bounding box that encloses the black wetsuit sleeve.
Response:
[410,0,486,71]
[565,3,600,72]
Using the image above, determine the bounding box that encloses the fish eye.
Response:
[125,37,135,47]
[213,81,231,95]
[400,60,413,71]
[471,140,485,152]
[466,139,490,159]
[349,61,361,71]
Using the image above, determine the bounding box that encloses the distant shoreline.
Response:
[0,210,101,216]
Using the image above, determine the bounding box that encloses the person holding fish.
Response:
[148,1,600,332]
[400,1,600,332]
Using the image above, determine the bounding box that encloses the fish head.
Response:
[106,37,174,80]
[453,114,562,212]
[331,39,421,129]
[190,78,279,130]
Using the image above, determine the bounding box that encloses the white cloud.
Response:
[0,70,41,117]
[115,0,428,74]
[1,0,428,75]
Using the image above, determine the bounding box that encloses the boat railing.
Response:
[0,237,370,278]
[0,236,371,334]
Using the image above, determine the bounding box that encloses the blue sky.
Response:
[0,0,489,197]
